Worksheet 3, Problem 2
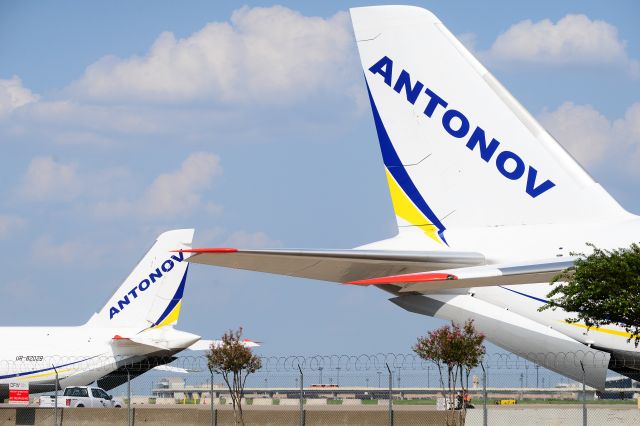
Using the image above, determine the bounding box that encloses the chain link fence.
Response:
[2,351,640,425]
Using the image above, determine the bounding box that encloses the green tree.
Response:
[540,243,640,347]
[207,327,262,425]
[414,319,485,426]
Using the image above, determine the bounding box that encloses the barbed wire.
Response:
[1,350,632,376]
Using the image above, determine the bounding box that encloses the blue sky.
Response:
[0,1,638,356]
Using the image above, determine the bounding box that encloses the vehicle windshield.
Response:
[91,388,110,399]
[64,387,88,397]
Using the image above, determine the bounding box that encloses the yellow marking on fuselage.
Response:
[563,321,633,338]
[19,368,74,380]
[385,169,442,244]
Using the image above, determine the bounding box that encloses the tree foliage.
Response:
[540,243,640,347]
[207,327,262,425]
[414,320,485,426]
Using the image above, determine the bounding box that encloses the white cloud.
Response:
[538,102,613,166]
[484,15,638,74]
[95,152,222,219]
[0,215,26,239]
[0,76,38,116]
[70,6,355,104]
[143,152,222,216]
[613,103,640,145]
[538,102,640,169]
[18,157,83,202]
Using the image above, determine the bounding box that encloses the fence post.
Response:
[386,363,393,426]
[127,369,132,426]
[298,364,304,426]
[581,361,587,426]
[210,367,216,426]
[481,362,487,426]
[53,365,58,426]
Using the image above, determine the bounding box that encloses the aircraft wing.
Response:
[346,258,577,294]
[181,248,486,283]
[183,248,574,294]
[187,338,260,351]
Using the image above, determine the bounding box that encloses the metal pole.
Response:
[210,367,216,426]
[386,363,393,426]
[481,363,487,426]
[536,364,540,388]
[53,365,58,426]
[127,369,132,426]
[581,361,587,426]
[298,364,304,426]
[336,367,340,387]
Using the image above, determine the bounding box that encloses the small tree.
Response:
[207,327,262,425]
[414,320,485,426]
[540,243,640,347]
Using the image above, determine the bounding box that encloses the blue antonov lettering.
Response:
[368,56,556,198]
[149,268,162,283]
[393,70,424,104]
[442,109,470,139]
[465,127,500,162]
[109,252,185,320]
[117,295,130,310]
[496,151,525,180]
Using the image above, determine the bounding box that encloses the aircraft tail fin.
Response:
[350,6,629,246]
[86,229,194,330]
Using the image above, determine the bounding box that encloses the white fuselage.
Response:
[363,216,640,357]
[0,325,199,396]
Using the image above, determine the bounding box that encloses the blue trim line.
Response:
[151,265,189,328]
[366,83,448,244]
[0,355,99,380]
[499,285,549,304]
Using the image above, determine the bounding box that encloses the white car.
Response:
[39,386,123,408]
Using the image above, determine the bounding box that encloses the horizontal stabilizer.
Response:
[152,365,191,374]
[347,258,576,294]
[111,335,170,351]
[182,248,485,283]
[187,338,261,351]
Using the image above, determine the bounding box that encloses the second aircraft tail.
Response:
[86,229,194,331]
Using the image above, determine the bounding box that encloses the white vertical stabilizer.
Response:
[86,229,194,330]
[350,6,630,247]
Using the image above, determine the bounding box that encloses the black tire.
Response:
[76,404,84,408]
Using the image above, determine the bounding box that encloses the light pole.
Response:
[519,373,523,388]
[319,367,323,385]
[336,367,341,387]
[377,371,382,388]
[535,365,540,388]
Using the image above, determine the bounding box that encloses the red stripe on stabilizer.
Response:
[172,248,238,253]
[345,272,457,286]
[112,335,129,340]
